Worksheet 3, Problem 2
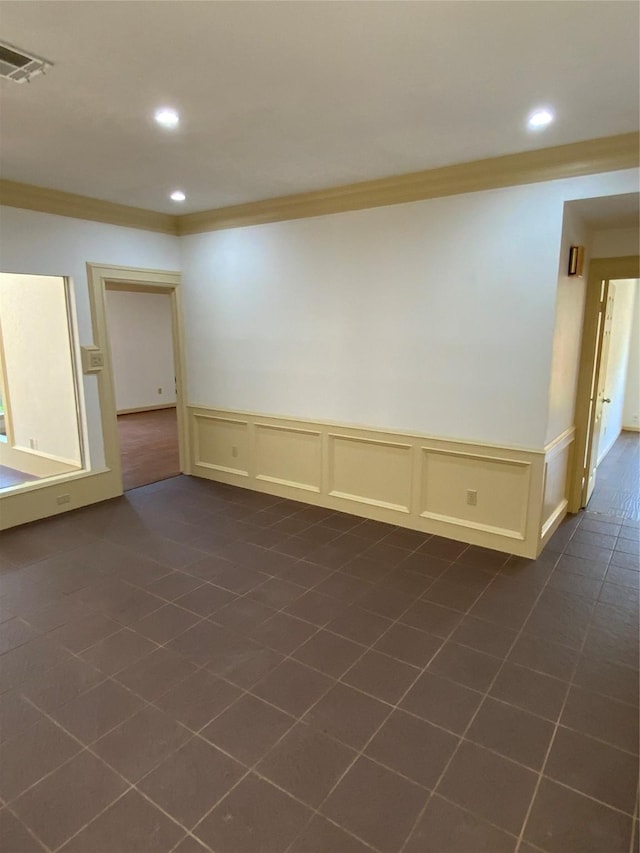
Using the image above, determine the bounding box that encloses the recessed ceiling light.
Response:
[170,190,186,202]
[154,107,179,128]
[527,107,555,130]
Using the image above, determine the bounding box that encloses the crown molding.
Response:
[0,179,178,235]
[178,132,639,235]
[1,133,638,237]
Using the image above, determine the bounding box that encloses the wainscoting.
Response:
[189,407,575,558]
[540,427,576,549]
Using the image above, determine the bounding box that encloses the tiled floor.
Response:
[0,439,638,852]
[588,431,640,520]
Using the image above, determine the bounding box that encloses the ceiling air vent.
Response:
[0,41,52,83]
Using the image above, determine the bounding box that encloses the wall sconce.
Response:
[568,245,585,277]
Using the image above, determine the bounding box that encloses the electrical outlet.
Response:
[466,489,477,506]
[56,494,71,505]
[29,438,37,450]
[158,387,163,395]
[81,346,104,374]
[231,446,238,458]
[89,350,104,369]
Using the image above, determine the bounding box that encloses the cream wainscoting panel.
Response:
[420,448,531,540]
[540,427,576,548]
[188,406,551,557]
[328,434,413,512]
[192,413,250,477]
[255,423,322,492]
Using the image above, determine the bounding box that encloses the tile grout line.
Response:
[513,523,630,853]
[12,688,259,853]
[280,553,517,851]
[8,554,396,852]
[183,571,442,849]
[7,695,142,853]
[152,508,638,847]
[629,792,639,853]
[1,801,55,853]
[3,485,637,852]
[174,543,483,851]
[8,537,635,850]
[14,555,639,728]
[3,524,634,685]
[10,561,637,733]
[396,539,581,853]
[8,559,455,844]
[7,497,632,670]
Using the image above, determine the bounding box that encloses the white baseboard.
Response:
[117,404,177,415]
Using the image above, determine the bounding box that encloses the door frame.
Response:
[87,263,190,493]
[0,299,16,448]
[569,255,639,512]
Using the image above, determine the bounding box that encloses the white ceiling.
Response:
[1,1,638,214]
[568,193,640,230]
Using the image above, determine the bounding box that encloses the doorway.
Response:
[570,257,640,511]
[595,279,638,466]
[87,263,189,494]
[106,286,180,490]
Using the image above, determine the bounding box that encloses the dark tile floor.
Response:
[0,438,638,852]
[587,431,640,520]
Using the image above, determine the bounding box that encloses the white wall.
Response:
[106,290,176,411]
[623,281,640,430]
[180,168,638,451]
[0,167,636,486]
[0,207,179,469]
[545,205,590,445]
[0,273,81,463]
[591,227,640,258]
[598,279,637,461]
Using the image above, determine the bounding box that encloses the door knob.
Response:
[602,398,611,403]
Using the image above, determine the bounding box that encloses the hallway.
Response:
[117,408,180,492]
[0,440,637,852]
[588,431,640,520]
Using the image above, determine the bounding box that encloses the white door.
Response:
[584,282,615,504]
